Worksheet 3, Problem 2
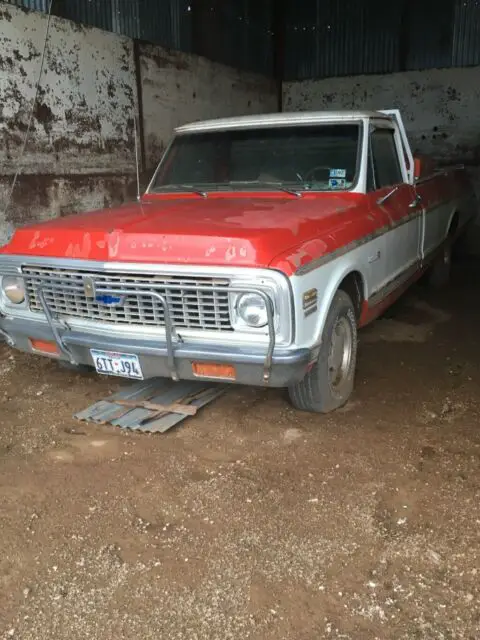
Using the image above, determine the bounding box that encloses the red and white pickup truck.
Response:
[0,110,476,413]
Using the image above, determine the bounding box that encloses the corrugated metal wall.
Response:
[7,0,49,9]
[286,0,403,79]
[60,0,117,34]
[3,0,273,75]
[5,0,480,80]
[452,0,480,67]
[285,0,480,80]
[138,0,191,53]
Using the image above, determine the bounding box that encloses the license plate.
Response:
[90,349,144,380]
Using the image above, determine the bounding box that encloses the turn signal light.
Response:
[29,338,59,355]
[192,362,236,380]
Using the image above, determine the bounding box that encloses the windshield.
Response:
[149,124,361,193]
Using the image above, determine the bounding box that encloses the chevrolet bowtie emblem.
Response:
[83,276,96,299]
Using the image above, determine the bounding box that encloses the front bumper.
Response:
[0,315,311,388]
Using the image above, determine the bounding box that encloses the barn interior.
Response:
[0,1,479,637]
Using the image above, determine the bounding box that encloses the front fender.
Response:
[289,255,368,351]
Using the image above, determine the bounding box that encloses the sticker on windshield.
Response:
[329,178,346,189]
[329,168,346,178]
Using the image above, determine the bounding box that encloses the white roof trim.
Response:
[175,110,390,134]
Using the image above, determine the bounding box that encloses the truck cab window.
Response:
[152,124,361,193]
[370,129,404,189]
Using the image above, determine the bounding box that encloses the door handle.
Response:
[409,193,422,208]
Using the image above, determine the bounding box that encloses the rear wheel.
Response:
[288,290,358,413]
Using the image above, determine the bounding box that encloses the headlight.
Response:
[2,276,26,304]
[236,292,268,328]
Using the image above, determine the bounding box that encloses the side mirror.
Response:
[413,155,435,180]
[414,157,423,180]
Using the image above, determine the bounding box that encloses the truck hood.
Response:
[1,193,365,274]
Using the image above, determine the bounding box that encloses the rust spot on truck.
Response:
[65,232,92,259]
[282,238,329,272]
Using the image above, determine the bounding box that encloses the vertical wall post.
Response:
[133,38,146,172]
[272,0,285,112]
[399,0,412,71]
[192,0,223,63]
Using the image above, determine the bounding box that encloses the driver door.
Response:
[369,127,422,291]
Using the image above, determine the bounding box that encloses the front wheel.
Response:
[288,290,358,413]
[427,241,452,289]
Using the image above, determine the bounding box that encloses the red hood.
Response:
[1,192,368,274]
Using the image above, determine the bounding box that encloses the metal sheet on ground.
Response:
[74,378,226,433]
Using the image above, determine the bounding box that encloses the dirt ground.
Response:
[0,259,479,640]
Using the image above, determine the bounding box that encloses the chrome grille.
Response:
[21,265,233,331]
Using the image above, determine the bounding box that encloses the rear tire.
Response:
[288,290,358,413]
[427,241,452,289]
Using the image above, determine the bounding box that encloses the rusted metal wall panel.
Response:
[0,174,136,245]
[0,4,137,178]
[0,2,138,242]
[0,2,277,243]
[139,42,277,169]
[284,67,480,165]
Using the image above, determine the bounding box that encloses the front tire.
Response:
[427,241,452,289]
[288,290,358,413]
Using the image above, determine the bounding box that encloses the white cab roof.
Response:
[175,110,390,134]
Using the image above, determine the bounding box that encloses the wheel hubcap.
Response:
[328,317,353,390]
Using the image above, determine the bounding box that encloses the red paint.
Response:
[1,191,371,276]
[0,165,469,282]
[375,183,419,226]
[358,266,426,327]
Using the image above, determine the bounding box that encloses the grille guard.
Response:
[35,281,277,383]
[22,265,234,332]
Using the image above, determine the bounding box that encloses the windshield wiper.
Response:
[226,180,303,198]
[152,181,303,198]
[151,184,208,198]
